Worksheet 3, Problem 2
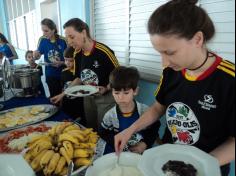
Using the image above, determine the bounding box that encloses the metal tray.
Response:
[0,104,58,132]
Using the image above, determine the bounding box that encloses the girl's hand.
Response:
[115,128,134,155]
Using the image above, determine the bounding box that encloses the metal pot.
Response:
[0,78,3,98]
[11,65,29,88]
[18,69,40,88]
[11,68,40,96]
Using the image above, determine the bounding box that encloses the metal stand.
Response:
[1,57,15,101]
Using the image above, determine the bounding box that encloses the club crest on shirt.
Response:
[198,94,217,111]
[81,69,99,86]
[48,50,60,63]
[93,60,100,68]
[166,102,200,145]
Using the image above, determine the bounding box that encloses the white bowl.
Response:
[0,154,35,176]
[85,152,142,176]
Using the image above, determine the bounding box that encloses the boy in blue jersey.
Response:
[99,66,160,154]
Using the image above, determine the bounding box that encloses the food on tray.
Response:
[23,122,99,176]
[0,123,51,153]
[72,90,90,95]
[30,105,45,115]
[162,160,197,176]
[0,105,51,130]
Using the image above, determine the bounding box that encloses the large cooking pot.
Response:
[10,65,29,88]
[12,69,40,88]
[0,78,3,97]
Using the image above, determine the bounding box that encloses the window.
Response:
[4,0,38,50]
[93,0,235,82]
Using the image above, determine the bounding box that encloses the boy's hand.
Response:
[96,86,108,95]
[129,142,147,154]
[50,93,65,105]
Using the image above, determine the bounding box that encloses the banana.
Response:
[58,133,79,145]
[62,141,74,159]
[60,147,72,164]
[30,140,52,157]
[55,122,72,135]
[48,125,57,137]
[73,142,96,149]
[24,151,33,163]
[44,153,60,175]
[89,135,99,143]
[40,150,55,168]
[30,149,46,171]
[60,166,68,176]
[54,156,66,175]
[66,130,86,142]
[73,149,90,158]
[82,128,93,135]
[28,135,51,148]
[75,158,92,167]
[63,124,81,133]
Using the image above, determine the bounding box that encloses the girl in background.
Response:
[0,33,18,64]
[33,18,67,97]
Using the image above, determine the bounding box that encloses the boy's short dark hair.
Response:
[64,47,75,58]
[25,50,33,59]
[109,66,140,91]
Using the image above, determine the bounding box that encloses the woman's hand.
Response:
[33,50,41,60]
[129,142,147,154]
[114,127,135,155]
[52,58,65,68]
[50,93,65,105]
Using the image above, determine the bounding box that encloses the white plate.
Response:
[138,144,221,176]
[65,85,99,97]
[0,154,35,176]
[85,152,142,176]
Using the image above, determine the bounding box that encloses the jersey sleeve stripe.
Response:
[220,61,235,71]
[217,65,235,77]
[154,75,164,96]
[96,43,119,67]
[224,60,235,65]
[96,44,120,67]
[37,36,46,48]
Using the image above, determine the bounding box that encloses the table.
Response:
[0,95,106,176]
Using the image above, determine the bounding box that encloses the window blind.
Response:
[129,0,167,81]
[201,0,235,63]
[93,0,129,65]
[93,0,235,82]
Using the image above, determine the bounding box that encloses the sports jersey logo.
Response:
[166,102,200,145]
[48,50,60,63]
[81,69,99,86]
[198,94,217,111]
[204,95,214,103]
[93,60,100,68]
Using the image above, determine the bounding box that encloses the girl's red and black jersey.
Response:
[75,41,119,86]
[155,54,235,153]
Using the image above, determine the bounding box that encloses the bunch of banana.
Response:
[23,122,99,176]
